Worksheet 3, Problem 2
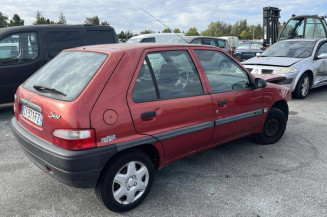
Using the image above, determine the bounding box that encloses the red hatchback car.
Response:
[11,43,291,212]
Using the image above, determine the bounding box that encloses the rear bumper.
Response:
[11,118,118,188]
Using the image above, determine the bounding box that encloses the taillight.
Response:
[53,129,96,150]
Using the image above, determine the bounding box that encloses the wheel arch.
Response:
[271,100,289,120]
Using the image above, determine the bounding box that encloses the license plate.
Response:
[22,105,43,127]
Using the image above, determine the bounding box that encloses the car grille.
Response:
[261,69,273,74]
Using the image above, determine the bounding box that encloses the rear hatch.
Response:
[14,50,122,150]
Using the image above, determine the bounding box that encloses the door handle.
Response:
[217,100,227,107]
[141,111,156,120]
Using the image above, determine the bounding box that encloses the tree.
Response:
[0,11,8,28]
[201,21,232,37]
[162,28,172,33]
[101,21,109,26]
[34,11,55,24]
[140,29,155,34]
[9,14,24,26]
[240,30,251,39]
[186,27,200,36]
[118,30,134,40]
[85,16,100,25]
[57,12,66,24]
[173,28,181,33]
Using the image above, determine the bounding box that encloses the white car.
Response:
[242,39,327,99]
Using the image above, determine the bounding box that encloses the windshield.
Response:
[237,43,250,49]
[23,51,107,101]
[261,41,315,58]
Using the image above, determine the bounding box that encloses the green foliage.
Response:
[85,16,100,25]
[9,14,24,26]
[118,30,134,40]
[162,28,172,33]
[57,12,66,24]
[0,11,8,28]
[101,21,109,26]
[34,11,55,24]
[201,19,263,39]
[173,28,181,33]
[186,27,200,36]
[201,21,232,37]
[140,29,155,34]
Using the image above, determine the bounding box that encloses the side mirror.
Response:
[254,78,267,89]
[317,53,327,59]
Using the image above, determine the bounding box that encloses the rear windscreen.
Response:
[23,51,107,101]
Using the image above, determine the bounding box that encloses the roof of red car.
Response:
[67,43,215,54]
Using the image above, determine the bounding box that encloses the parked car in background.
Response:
[233,42,264,61]
[243,38,327,99]
[12,43,290,212]
[0,24,118,104]
[218,36,240,50]
[168,36,232,54]
[126,33,185,43]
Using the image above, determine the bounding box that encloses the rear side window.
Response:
[217,39,226,48]
[0,32,38,65]
[195,50,250,93]
[132,50,203,102]
[24,51,107,101]
[141,37,155,43]
[85,30,114,44]
[46,31,81,58]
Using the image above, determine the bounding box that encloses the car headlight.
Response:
[273,66,298,74]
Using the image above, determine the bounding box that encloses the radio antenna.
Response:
[141,8,189,43]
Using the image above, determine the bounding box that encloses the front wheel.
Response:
[96,150,154,212]
[293,73,311,99]
[253,108,287,145]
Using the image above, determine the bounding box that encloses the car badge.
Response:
[48,112,61,119]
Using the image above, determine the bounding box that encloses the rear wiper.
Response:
[33,85,66,97]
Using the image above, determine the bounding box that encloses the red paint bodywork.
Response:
[14,43,291,170]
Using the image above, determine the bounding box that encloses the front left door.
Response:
[194,49,264,147]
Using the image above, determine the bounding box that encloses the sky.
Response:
[1,0,327,34]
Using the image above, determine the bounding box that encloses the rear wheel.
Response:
[293,73,311,99]
[96,150,154,212]
[253,108,287,145]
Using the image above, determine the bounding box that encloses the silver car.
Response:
[242,39,327,99]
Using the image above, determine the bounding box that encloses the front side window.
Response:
[237,43,250,49]
[132,50,203,102]
[195,50,250,93]
[251,43,263,50]
[280,18,305,40]
[202,38,217,46]
[317,43,327,56]
[0,32,38,65]
[305,18,326,39]
[217,39,226,48]
[141,37,155,43]
[24,51,107,101]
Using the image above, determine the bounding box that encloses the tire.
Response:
[293,73,311,99]
[253,108,287,145]
[96,150,154,212]
[235,54,242,62]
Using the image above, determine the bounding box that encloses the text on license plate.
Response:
[22,105,43,127]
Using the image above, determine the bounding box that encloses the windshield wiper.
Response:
[33,85,66,97]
